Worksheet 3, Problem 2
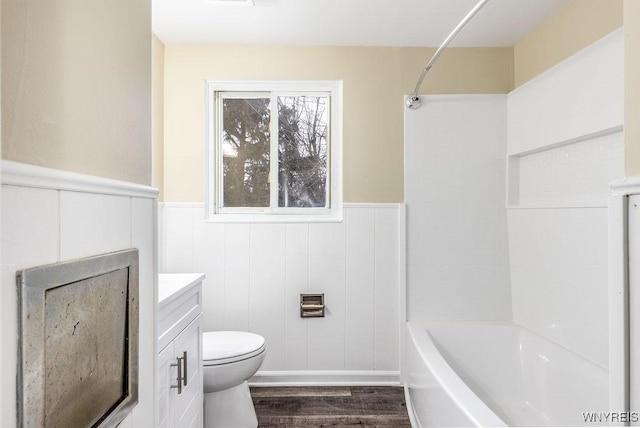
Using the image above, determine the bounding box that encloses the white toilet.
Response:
[202,331,266,428]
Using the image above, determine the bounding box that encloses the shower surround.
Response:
[403,29,623,425]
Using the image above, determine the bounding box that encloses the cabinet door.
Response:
[158,341,176,428]
[173,314,203,428]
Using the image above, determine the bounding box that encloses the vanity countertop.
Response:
[158,273,205,307]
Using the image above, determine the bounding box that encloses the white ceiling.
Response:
[152,0,571,47]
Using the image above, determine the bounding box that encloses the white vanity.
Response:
[158,273,205,428]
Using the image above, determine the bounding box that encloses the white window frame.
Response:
[205,80,343,222]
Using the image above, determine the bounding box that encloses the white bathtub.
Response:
[405,321,608,427]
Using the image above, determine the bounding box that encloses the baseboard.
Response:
[249,370,401,387]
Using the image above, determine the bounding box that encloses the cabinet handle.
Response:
[182,351,188,387]
[170,355,184,394]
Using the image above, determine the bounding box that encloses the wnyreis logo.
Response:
[582,412,639,423]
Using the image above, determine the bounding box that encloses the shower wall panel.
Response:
[507,29,623,368]
[404,95,511,322]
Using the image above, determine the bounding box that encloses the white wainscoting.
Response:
[404,94,512,322]
[507,29,623,369]
[160,203,403,384]
[1,161,158,427]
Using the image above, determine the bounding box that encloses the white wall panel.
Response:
[224,224,251,332]
[164,205,194,272]
[224,224,251,281]
[249,224,286,371]
[1,186,60,428]
[308,222,346,370]
[160,204,402,378]
[345,207,375,370]
[223,279,250,332]
[374,207,400,371]
[2,186,59,269]
[284,224,310,370]
[192,207,225,332]
[60,191,131,260]
[129,197,157,425]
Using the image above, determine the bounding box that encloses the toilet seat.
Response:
[203,331,266,366]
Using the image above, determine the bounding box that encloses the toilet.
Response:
[202,331,266,428]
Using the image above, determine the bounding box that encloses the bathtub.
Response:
[405,321,608,427]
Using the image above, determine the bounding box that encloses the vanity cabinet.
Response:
[158,274,205,428]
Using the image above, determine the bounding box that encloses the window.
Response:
[206,81,342,221]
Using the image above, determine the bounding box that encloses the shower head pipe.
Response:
[406,0,491,109]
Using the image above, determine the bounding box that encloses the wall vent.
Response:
[17,249,139,428]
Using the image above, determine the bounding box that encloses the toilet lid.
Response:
[203,331,266,365]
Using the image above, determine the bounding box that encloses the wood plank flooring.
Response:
[251,386,412,427]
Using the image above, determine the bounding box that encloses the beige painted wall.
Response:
[514,0,623,87]
[625,0,640,176]
[152,35,165,199]
[163,45,513,203]
[1,0,152,185]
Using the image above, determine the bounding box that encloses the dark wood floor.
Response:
[251,386,412,427]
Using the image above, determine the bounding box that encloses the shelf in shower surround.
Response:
[506,126,623,208]
[507,125,623,158]
[506,202,607,210]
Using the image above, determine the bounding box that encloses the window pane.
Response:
[222,97,270,208]
[277,96,329,208]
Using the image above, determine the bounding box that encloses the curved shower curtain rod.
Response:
[406,0,491,109]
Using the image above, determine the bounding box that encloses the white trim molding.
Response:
[160,202,404,210]
[249,370,401,387]
[607,178,640,416]
[609,193,629,417]
[1,160,158,199]
[610,177,640,196]
[343,203,403,209]
[398,203,407,384]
